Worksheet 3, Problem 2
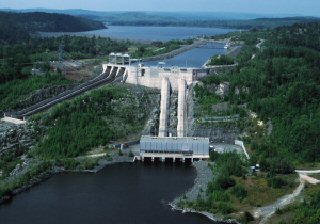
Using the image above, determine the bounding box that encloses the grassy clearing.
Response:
[234,173,299,208]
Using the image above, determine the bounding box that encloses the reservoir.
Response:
[143,42,226,68]
[42,26,230,67]
[0,163,218,224]
[41,26,238,42]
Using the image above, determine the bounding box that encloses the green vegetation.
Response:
[0,73,71,110]
[292,187,320,223]
[0,162,51,199]
[194,75,224,116]
[270,184,320,224]
[198,22,320,169]
[33,84,151,159]
[0,36,129,84]
[0,12,105,43]
[1,83,153,199]
[0,152,23,179]
[207,55,235,66]
[189,22,320,222]
[0,33,179,112]
[228,22,320,166]
[179,153,298,222]
[178,153,247,215]
[55,158,99,170]
[0,35,131,111]
[131,39,193,59]
[110,16,320,30]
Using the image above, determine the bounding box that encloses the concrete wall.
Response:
[1,116,26,125]
[158,78,171,138]
[103,63,197,91]
[177,79,187,138]
[140,136,209,157]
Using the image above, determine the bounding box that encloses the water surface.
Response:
[143,42,226,68]
[0,163,217,224]
[42,26,238,42]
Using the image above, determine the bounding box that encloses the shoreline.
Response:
[170,203,239,224]
[0,155,134,206]
[141,40,208,62]
[169,160,240,224]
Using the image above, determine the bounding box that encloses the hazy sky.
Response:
[0,0,319,16]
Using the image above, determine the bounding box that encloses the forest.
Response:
[199,22,320,166]
[0,35,131,112]
[110,17,320,30]
[230,22,320,165]
[0,12,105,43]
[32,84,152,159]
[192,22,320,222]
[207,55,235,66]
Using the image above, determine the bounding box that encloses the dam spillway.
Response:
[158,78,171,138]
[177,79,187,138]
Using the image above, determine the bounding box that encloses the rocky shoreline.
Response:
[170,203,239,224]
[170,160,240,224]
[0,169,53,205]
[0,155,134,206]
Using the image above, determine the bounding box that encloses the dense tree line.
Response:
[33,85,151,159]
[208,55,235,66]
[111,17,320,30]
[0,12,105,44]
[225,23,320,166]
[196,22,320,168]
[292,188,320,223]
[0,36,129,84]
[132,39,193,58]
[0,73,70,111]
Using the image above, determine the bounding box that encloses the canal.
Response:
[143,42,226,68]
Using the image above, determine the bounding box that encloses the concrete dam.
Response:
[2,53,210,162]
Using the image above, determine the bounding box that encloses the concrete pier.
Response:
[158,78,171,137]
[177,79,187,138]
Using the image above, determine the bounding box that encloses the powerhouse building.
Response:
[140,135,210,160]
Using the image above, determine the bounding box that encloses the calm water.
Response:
[42,26,237,42]
[0,163,217,224]
[42,26,229,67]
[144,42,226,68]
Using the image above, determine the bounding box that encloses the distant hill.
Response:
[108,17,320,30]
[0,9,303,20]
[0,12,106,43]
[1,9,319,31]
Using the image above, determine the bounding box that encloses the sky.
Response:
[0,0,319,17]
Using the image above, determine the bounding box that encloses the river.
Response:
[41,26,237,42]
[0,163,219,224]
